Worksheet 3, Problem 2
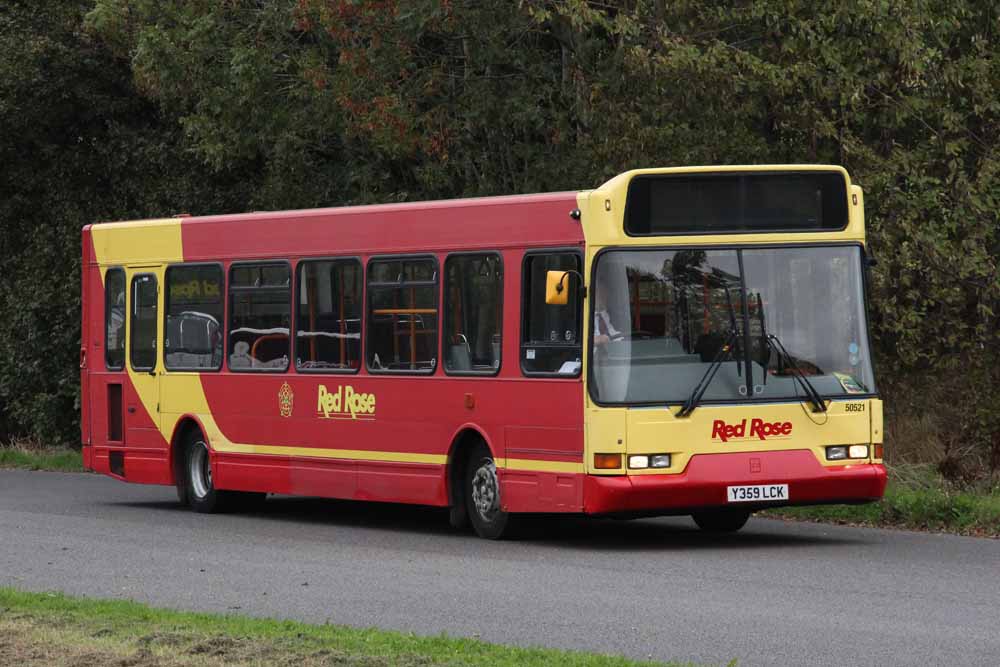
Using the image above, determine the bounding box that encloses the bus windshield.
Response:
[590,245,875,405]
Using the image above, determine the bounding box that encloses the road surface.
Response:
[1,470,997,666]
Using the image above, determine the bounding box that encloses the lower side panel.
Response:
[500,470,584,513]
[88,446,172,486]
[213,454,450,507]
[583,450,887,515]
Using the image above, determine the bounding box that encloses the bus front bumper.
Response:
[583,449,887,515]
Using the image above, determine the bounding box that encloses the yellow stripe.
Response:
[212,442,447,465]
[500,458,584,474]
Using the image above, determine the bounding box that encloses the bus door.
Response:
[124,269,163,455]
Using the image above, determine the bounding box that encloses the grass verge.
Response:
[764,465,1000,537]
[0,588,699,667]
[0,441,83,472]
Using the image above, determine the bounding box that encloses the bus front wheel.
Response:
[692,509,751,533]
[464,443,518,540]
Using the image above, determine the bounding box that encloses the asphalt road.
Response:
[1,471,997,666]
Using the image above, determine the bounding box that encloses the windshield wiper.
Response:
[677,328,740,418]
[766,334,827,413]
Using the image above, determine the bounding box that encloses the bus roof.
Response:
[85,165,864,266]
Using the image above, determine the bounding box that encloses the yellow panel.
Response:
[621,399,875,475]
[91,219,184,266]
[578,165,865,249]
[584,407,627,474]
[870,399,884,463]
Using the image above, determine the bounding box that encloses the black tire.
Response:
[464,443,518,540]
[183,432,264,513]
[692,509,752,533]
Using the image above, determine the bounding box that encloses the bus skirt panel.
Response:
[582,449,887,516]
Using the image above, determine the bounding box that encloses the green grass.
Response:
[0,444,83,472]
[0,588,701,667]
[764,465,1000,537]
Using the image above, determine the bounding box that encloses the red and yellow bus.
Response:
[80,165,886,538]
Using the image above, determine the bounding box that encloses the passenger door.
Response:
[124,270,163,452]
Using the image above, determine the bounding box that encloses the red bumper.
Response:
[583,449,887,515]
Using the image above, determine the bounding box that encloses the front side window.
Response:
[367,257,438,373]
[590,246,875,404]
[297,259,362,372]
[165,264,224,371]
[521,252,582,375]
[228,263,290,371]
[105,268,126,370]
[129,273,158,371]
[444,253,502,374]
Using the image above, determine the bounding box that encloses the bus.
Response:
[80,165,886,539]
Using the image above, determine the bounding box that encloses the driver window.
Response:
[521,252,582,376]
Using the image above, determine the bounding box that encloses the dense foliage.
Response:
[2,1,997,476]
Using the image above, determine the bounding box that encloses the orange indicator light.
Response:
[594,453,622,469]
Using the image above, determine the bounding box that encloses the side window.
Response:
[105,268,126,370]
[444,253,502,374]
[297,259,362,372]
[228,263,290,371]
[521,252,582,375]
[367,257,438,373]
[165,264,224,371]
[129,273,158,371]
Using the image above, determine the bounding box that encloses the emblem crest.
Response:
[278,381,294,418]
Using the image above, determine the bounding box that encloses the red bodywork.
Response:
[584,450,887,515]
[82,193,593,513]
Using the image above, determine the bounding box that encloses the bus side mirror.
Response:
[546,271,570,305]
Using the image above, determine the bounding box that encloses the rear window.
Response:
[624,171,849,235]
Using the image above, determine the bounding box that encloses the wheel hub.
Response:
[471,460,499,521]
[189,442,212,499]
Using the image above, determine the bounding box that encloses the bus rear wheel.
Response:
[464,443,518,540]
[183,434,264,513]
[692,509,751,533]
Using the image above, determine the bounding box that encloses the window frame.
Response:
[442,251,504,377]
[519,247,584,378]
[226,259,293,374]
[104,266,126,371]
[365,253,440,376]
[294,256,364,375]
[128,272,159,373]
[163,262,225,373]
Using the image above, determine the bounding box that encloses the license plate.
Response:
[727,484,788,503]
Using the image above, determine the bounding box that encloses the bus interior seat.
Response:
[448,336,473,371]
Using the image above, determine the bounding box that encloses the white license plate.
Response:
[727,484,789,503]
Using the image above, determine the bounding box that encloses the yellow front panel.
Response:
[622,399,874,474]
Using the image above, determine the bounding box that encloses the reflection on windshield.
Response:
[590,246,874,405]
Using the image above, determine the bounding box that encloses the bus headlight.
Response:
[826,446,848,460]
[650,454,671,468]
[827,445,869,460]
[628,455,649,469]
[848,445,869,459]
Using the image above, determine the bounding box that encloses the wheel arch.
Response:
[445,424,495,508]
[168,414,210,486]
